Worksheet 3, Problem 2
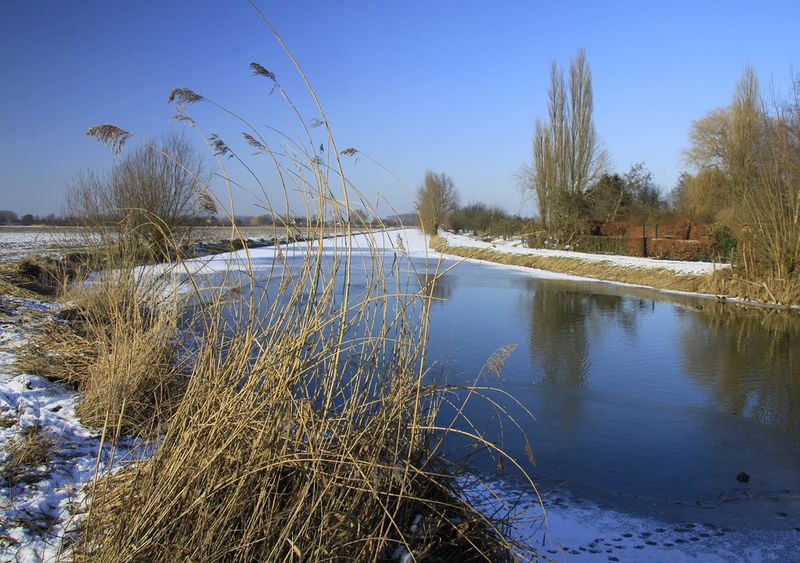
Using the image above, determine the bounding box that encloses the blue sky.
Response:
[2,1,798,217]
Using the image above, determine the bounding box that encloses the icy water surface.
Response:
[422,258,800,533]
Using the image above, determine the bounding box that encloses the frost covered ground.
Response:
[465,478,799,562]
[0,228,94,263]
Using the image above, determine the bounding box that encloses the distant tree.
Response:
[668,172,690,214]
[624,163,664,216]
[0,210,19,225]
[684,168,731,222]
[683,66,800,278]
[685,107,731,171]
[587,173,629,223]
[347,208,370,225]
[683,67,763,223]
[530,48,606,243]
[449,202,508,234]
[416,171,459,235]
[20,213,35,226]
[394,212,420,227]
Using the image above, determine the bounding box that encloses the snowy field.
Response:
[1,228,795,561]
[0,228,94,263]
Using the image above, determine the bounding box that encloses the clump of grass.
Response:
[68,268,188,439]
[76,294,529,561]
[0,255,87,298]
[701,267,800,307]
[15,260,188,439]
[2,425,55,485]
[15,320,97,387]
[75,307,184,439]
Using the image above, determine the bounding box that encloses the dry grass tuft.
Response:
[74,309,184,439]
[701,268,800,307]
[74,278,530,560]
[486,344,518,376]
[2,425,55,485]
[0,257,75,297]
[15,320,96,387]
[67,273,187,439]
[15,263,188,439]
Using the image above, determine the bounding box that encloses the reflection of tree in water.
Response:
[679,303,800,434]
[416,273,454,303]
[525,280,651,387]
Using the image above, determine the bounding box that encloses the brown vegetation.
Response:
[2,425,55,485]
[416,171,459,235]
[680,67,800,295]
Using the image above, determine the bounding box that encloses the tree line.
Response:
[416,50,799,293]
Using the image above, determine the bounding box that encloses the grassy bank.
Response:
[431,236,800,308]
[431,236,710,292]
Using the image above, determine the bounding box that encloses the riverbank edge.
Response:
[430,237,800,312]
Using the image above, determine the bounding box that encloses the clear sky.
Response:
[2,1,798,217]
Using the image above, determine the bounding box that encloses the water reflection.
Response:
[412,258,800,526]
[416,272,454,303]
[679,302,800,433]
[524,280,653,387]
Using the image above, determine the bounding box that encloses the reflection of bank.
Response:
[678,302,800,433]
[416,272,454,302]
[524,279,650,388]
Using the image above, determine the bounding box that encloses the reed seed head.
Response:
[86,124,133,155]
[167,88,204,105]
[250,62,276,82]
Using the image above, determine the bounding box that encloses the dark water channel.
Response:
[420,258,800,530]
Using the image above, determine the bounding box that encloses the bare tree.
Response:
[416,171,459,235]
[530,48,606,243]
[67,133,212,255]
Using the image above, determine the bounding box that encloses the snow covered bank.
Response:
[0,296,145,561]
[437,231,727,276]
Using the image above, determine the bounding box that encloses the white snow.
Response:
[0,228,95,263]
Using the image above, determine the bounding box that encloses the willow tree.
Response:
[531,48,605,243]
[416,171,459,235]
